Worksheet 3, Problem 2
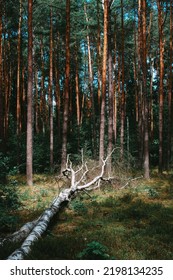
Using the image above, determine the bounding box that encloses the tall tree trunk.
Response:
[167,0,172,169]
[113,14,117,144]
[74,44,81,150]
[61,0,70,171]
[157,0,164,173]
[49,7,54,170]
[149,56,154,140]
[55,32,61,141]
[120,0,125,160]
[21,66,26,132]
[107,5,113,173]
[142,0,149,179]
[34,70,39,134]
[40,35,46,134]
[4,37,11,143]
[84,3,96,157]
[0,2,4,147]
[137,0,143,165]
[17,0,22,152]
[16,0,22,165]
[97,0,101,108]
[99,0,108,162]
[26,0,33,186]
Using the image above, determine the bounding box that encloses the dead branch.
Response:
[120,175,143,189]
[5,150,114,260]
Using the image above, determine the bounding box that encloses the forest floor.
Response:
[0,171,173,259]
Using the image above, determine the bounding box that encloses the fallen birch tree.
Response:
[1,151,114,260]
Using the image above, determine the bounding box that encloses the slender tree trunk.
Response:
[149,56,154,140]
[133,1,139,126]
[26,0,33,186]
[75,46,80,128]
[40,35,46,134]
[61,0,70,171]
[16,0,22,164]
[21,66,26,132]
[34,70,39,134]
[4,38,11,142]
[0,3,4,147]
[167,0,172,169]
[142,0,150,179]
[99,0,108,162]
[49,7,54,170]
[97,0,101,108]
[120,0,125,160]
[74,44,81,150]
[17,0,22,140]
[84,3,96,157]
[107,5,113,173]
[55,32,61,140]
[157,0,164,173]
[113,15,117,144]
[137,0,143,166]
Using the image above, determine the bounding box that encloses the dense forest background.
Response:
[0,0,172,184]
[0,0,173,260]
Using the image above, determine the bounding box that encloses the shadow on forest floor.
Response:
[0,173,173,259]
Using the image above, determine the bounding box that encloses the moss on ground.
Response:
[0,173,173,259]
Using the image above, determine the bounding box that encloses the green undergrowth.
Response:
[0,173,173,259]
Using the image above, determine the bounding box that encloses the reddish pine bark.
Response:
[107,4,113,173]
[120,0,125,160]
[167,0,172,169]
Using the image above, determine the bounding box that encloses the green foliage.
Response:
[147,188,159,199]
[1,174,173,260]
[0,184,20,232]
[0,185,19,209]
[0,153,9,184]
[0,212,19,232]
[77,241,113,260]
[71,199,88,215]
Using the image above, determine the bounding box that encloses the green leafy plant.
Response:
[0,153,9,184]
[71,200,88,215]
[77,241,113,260]
[147,188,159,199]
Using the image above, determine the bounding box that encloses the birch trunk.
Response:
[5,152,113,260]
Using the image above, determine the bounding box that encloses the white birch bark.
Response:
[5,151,114,260]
